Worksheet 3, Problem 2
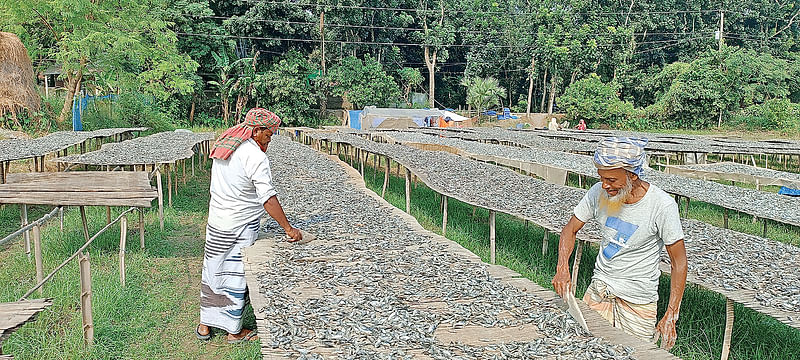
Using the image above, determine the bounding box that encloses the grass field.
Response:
[351,153,800,360]
[0,161,260,360]
[2,137,799,359]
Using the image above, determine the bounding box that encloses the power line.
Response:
[236,0,723,17]
[176,31,713,49]
[182,13,716,38]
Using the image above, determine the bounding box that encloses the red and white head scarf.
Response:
[209,108,281,160]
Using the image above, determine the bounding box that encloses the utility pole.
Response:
[718,10,724,51]
[319,11,327,122]
[717,10,724,127]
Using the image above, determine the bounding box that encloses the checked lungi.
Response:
[583,279,658,341]
[199,217,260,334]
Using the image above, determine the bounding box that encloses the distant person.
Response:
[196,108,303,344]
[560,120,570,129]
[552,137,687,350]
[548,118,560,131]
[576,119,587,131]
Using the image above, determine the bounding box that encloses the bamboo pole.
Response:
[79,251,94,346]
[571,240,583,296]
[489,210,496,264]
[442,195,448,235]
[167,163,172,208]
[22,204,30,258]
[721,298,734,360]
[139,209,145,249]
[119,216,127,287]
[381,157,389,198]
[359,151,365,177]
[106,166,111,225]
[155,167,164,231]
[542,230,548,256]
[723,208,729,229]
[405,168,411,213]
[33,225,43,295]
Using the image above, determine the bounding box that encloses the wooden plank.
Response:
[0,192,157,207]
[0,298,52,344]
[6,171,150,186]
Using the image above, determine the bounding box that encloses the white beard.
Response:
[599,178,633,215]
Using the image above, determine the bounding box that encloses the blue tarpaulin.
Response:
[348,110,362,129]
[72,94,117,131]
[778,186,800,196]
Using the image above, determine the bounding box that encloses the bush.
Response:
[558,74,635,128]
[729,99,800,131]
[81,93,175,133]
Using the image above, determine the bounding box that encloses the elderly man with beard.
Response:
[552,137,687,350]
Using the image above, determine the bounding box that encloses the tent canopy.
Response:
[359,106,444,130]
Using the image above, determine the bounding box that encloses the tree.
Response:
[258,51,319,126]
[398,67,423,107]
[207,51,236,127]
[328,56,400,109]
[412,0,455,108]
[558,74,634,127]
[4,0,198,126]
[461,76,505,121]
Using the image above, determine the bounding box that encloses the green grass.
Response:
[354,154,800,360]
[0,160,260,360]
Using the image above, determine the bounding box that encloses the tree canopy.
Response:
[4,0,800,131]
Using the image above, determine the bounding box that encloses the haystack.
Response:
[0,32,40,126]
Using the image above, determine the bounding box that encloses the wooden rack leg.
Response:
[359,151,365,177]
[33,225,43,295]
[139,209,145,249]
[721,298,734,360]
[381,157,389,198]
[405,168,411,213]
[155,167,164,231]
[442,195,448,235]
[119,216,127,286]
[22,204,30,258]
[79,206,90,243]
[79,251,94,346]
[167,163,172,208]
[571,240,584,295]
[542,230,549,256]
[489,210,496,264]
[723,208,729,229]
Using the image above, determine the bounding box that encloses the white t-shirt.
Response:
[574,182,684,304]
[208,139,277,231]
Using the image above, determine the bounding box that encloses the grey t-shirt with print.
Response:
[574,182,684,304]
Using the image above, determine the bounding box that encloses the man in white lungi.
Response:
[196,108,302,343]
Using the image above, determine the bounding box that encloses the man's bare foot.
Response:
[227,328,259,344]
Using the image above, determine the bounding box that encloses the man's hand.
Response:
[551,269,572,298]
[654,310,679,350]
[285,227,303,242]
